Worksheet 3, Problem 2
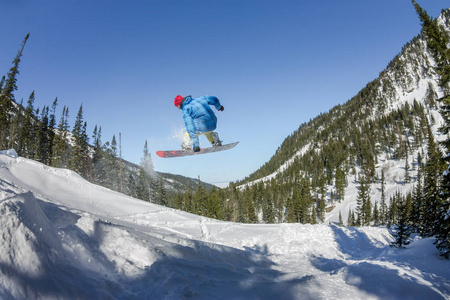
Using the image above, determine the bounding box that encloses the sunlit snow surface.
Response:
[0,150,449,299]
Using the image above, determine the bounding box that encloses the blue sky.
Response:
[1,0,449,186]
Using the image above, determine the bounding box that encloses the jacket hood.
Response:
[181,96,193,108]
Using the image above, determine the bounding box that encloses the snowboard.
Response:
[156,142,239,158]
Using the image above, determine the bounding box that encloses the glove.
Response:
[193,146,201,152]
[218,106,224,111]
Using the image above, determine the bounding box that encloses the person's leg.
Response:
[182,132,193,150]
[203,131,221,147]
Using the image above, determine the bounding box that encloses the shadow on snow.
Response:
[0,192,307,300]
[309,226,448,299]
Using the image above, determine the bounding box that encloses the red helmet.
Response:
[174,95,183,107]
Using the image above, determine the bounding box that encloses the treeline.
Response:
[0,34,169,206]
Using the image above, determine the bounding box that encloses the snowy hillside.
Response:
[326,83,447,224]
[0,150,449,299]
[237,9,450,225]
[239,59,446,225]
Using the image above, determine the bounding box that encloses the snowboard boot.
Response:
[211,132,222,147]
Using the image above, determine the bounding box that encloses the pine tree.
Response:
[18,91,36,157]
[71,105,91,178]
[8,98,23,150]
[194,181,208,216]
[436,100,450,255]
[83,122,93,179]
[356,173,371,226]
[35,106,51,164]
[288,177,312,223]
[133,141,156,202]
[128,172,137,199]
[92,125,106,184]
[422,125,444,236]
[388,193,399,227]
[411,164,425,234]
[117,133,125,193]
[335,166,346,202]
[184,188,194,214]
[136,167,150,201]
[171,191,182,210]
[0,33,29,147]
[207,187,223,219]
[436,93,450,255]
[413,1,450,87]
[316,175,326,222]
[51,106,70,168]
[141,140,155,177]
[311,204,318,224]
[373,202,380,226]
[262,195,275,223]
[47,98,57,160]
[435,90,450,257]
[404,154,411,184]
[347,209,355,227]
[413,2,450,258]
[380,169,388,225]
[104,135,119,190]
[435,197,450,259]
[301,177,313,223]
[391,194,413,248]
[155,178,167,206]
[0,76,5,92]
[287,184,299,223]
[241,186,257,223]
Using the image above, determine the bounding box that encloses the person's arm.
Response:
[204,96,224,111]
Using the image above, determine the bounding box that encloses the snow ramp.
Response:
[0,150,449,299]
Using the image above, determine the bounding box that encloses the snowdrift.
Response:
[0,150,449,299]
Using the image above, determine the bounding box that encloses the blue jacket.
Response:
[181,95,222,148]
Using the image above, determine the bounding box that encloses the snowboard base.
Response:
[156,142,238,158]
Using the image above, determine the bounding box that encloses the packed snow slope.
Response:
[0,150,449,300]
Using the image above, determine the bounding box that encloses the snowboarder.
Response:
[174,95,224,152]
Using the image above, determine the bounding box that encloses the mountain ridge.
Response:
[238,29,446,187]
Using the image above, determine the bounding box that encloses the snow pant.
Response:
[182,131,219,149]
